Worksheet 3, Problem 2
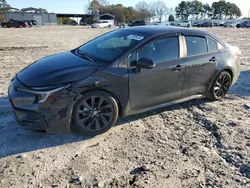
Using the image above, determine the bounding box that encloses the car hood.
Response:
[17,51,102,87]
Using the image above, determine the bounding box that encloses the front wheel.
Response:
[207,71,232,100]
[72,90,119,135]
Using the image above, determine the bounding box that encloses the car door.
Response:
[128,36,186,111]
[181,35,218,97]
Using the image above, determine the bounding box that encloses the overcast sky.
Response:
[7,0,250,17]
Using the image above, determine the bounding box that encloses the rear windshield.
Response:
[78,30,146,62]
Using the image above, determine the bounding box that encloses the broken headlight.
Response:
[16,84,70,103]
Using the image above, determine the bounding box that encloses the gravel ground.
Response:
[0,26,249,188]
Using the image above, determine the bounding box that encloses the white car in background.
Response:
[91,21,112,28]
[173,20,192,27]
[150,21,170,26]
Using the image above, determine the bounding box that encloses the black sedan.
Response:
[8,26,241,135]
[197,21,214,27]
[236,21,250,28]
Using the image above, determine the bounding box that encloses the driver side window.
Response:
[137,37,179,64]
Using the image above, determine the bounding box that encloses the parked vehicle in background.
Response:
[175,20,191,28]
[71,20,78,26]
[150,21,169,26]
[218,22,225,27]
[192,22,201,27]
[91,21,112,28]
[80,21,87,26]
[31,20,37,26]
[223,21,238,28]
[236,21,250,28]
[128,20,146,27]
[213,22,219,27]
[197,21,214,27]
[1,20,27,28]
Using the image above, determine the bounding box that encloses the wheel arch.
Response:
[79,88,124,117]
[207,67,234,94]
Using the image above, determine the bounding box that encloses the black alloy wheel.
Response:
[72,90,119,135]
[208,71,232,100]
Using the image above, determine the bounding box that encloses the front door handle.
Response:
[172,64,185,71]
[209,56,218,62]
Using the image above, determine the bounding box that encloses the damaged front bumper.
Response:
[8,77,79,133]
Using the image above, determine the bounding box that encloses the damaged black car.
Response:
[8,26,241,135]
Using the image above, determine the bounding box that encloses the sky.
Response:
[7,0,250,17]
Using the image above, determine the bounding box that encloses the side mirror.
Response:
[135,57,155,73]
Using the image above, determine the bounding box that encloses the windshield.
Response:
[78,30,146,62]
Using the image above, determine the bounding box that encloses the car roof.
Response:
[122,26,226,46]
[123,26,209,36]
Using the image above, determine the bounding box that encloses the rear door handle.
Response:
[172,65,185,71]
[209,57,218,62]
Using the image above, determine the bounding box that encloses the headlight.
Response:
[16,84,70,103]
[31,84,69,91]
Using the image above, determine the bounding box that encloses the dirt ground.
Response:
[0,26,249,188]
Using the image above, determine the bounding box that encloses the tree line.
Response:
[85,0,174,23]
[86,0,243,23]
[0,0,10,8]
[175,0,242,20]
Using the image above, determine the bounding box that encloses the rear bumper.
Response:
[8,77,76,133]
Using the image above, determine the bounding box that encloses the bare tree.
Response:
[149,1,167,22]
[135,1,152,20]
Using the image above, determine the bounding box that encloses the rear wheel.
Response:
[108,24,111,28]
[207,71,232,100]
[72,90,119,135]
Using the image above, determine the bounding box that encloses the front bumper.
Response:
[8,77,77,133]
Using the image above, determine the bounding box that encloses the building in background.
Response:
[0,7,57,26]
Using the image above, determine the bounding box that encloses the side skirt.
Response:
[125,95,203,117]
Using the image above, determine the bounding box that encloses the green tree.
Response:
[212,0,241,19]
[168,14,175,21]
[202,3,213,19]
[224,2,241,18]
[212,0,227,19]
[175,1,190,20]
[190,0,203,19]
[0,0,10,8]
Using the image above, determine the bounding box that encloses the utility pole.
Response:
[248,8,250,18]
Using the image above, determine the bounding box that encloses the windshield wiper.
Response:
[76,49,95,63]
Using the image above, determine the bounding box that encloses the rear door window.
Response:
[207,38,218,52]
[185,36,207,56]
[138,37,179,64]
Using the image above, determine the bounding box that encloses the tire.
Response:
[177,24,180,27]
[3,24,7,28]
[108,25,111,28]
[187,24,190,28]
[19,25,23,28]
[207,71,232,100]
[72,90,119,135]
